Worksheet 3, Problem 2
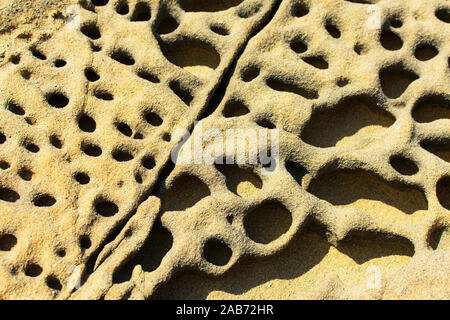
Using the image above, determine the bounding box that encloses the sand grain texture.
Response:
[0,0,448,300]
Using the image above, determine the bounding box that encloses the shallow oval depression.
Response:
[160,38,220,79]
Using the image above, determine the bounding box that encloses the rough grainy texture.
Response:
[0,0,449,300]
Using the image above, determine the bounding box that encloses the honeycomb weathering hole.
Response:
[414,44,438,61]
[222,99,250,118]
[412,94,450,123]
[379,65,419,99]
[46,92,69,108]
[338,230,414,264]
[0,234,17,251]
[266,76,318,100]
[421,138,450,163]
[436,176,450,210]
[307,169,428,215]
[33,194,56,207]
[180,0,243,12]
[162,174,210,212]
[428,225,448,250]
[215,164,262,197]
[203,239,232,266]
[94,199,119,217]
[157,15,179,34]
[286,161,308,187]
[0,187,20,202]
[130,2,151,22]
[113,222,173,283]
[25,263,43,277]
[302,97,395,148]
[380,30,403,51]
[389,156,418,176]
[110,49,135,65]
[160,38,220,79]
[244,202,292,244]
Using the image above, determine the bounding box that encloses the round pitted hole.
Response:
[50,135,62,149]
[226,215,233,224]
[33,194,56,207]
[145,111,163,126]
[336,78,349,87]
[436,176,450,210]
[303,56,328,69]
[290,38,307,54]
[95,199,119,217]
[137,69,159,83]
[56,248,66,257]
[210,24,229,36]
[435,8,450,23]
[244,202,292,244]
[291,2,309,17]
[241,65,260,82]
[10,55,20,64]
[414,44,439,61]
[81,142,102,157]
[115,0,129,14]
[94,89,114,101]
[390,156,419,176]
[0,187,20,202]
[54,59,67,68]
[85,68,100,82]
[162,132,171,142]
[380,30,403,51]
[116,122,132,137]
[46,92,69,108]
[427,225,447,250]
[46,275,62,291]
[80,22,101,40]
[203,239,232,266]
[20,69,31,80]
[25,263,42,277]
[110,49,135,65]
[6,101,25,116]
[18,168,33,181]
[354,43,366,55]
[91,43,102,52]
[256,118,276,129]
[222,99,249,118]
[0,133,6,144]
[130,2,151,21]
[112,149,134,162]
[0,161,10,170]
[74,172,90,185]
[325,21,341,39]
[78,115,96,133]
[31,48,46,60]
[0,234,17,251]
[391,18,403,28]
[25,142,40,153]
[142,155,155,170]
[79,235,91,250]
[135,172,143,184]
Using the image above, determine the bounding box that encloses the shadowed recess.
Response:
[215,164,262,197]
[180,0,243,12]
[421,138,450,163]
[290,38,307,54]
[115,0,129,14]
[412,94,450,123]
[112,148,134,162]
[46,92,69,108]
[78,115,96,132]
[241,65,260,82]
[46,275,62,291]
[113,221,173,283]
[436,176,450,210]
[286,161,308,187]
[244,201,292,244]
[80,22,101,40]
[110,49,135,65]
[160,38,220,78]
[203,239,232,266]
[380,30,403,51]
[266,76,318,100]
[0,187,20,202]
[379,64,419,99]
[428,225,449,250]
[130,2,150,21]
[33,194,56,207]
[116,122,132,137]
[435,8,450,23]
[81,142,102,157]
[337,230,414,264]
[307,169,428,215]
[389,156,418,176]
[222,99,250,117]
[302,96,394,148]
[95,199,119,217]
[291,1,309,17]
[169,81,193,106]
[25,263,43,277]
[6,101,25,116]
[0,234,17,251]
[325,21,341,38]
[414,44,438,61]
[302,56,328,70]
[137,69,159,83]
[162,174,211,212]
[156,14,179,34]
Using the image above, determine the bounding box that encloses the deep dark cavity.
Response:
[130,2,151,21]
[33,194,56,207]
[78,115,97,133]
[95,199,119,217]
[46,92,69,108]
[203,239,232,266]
